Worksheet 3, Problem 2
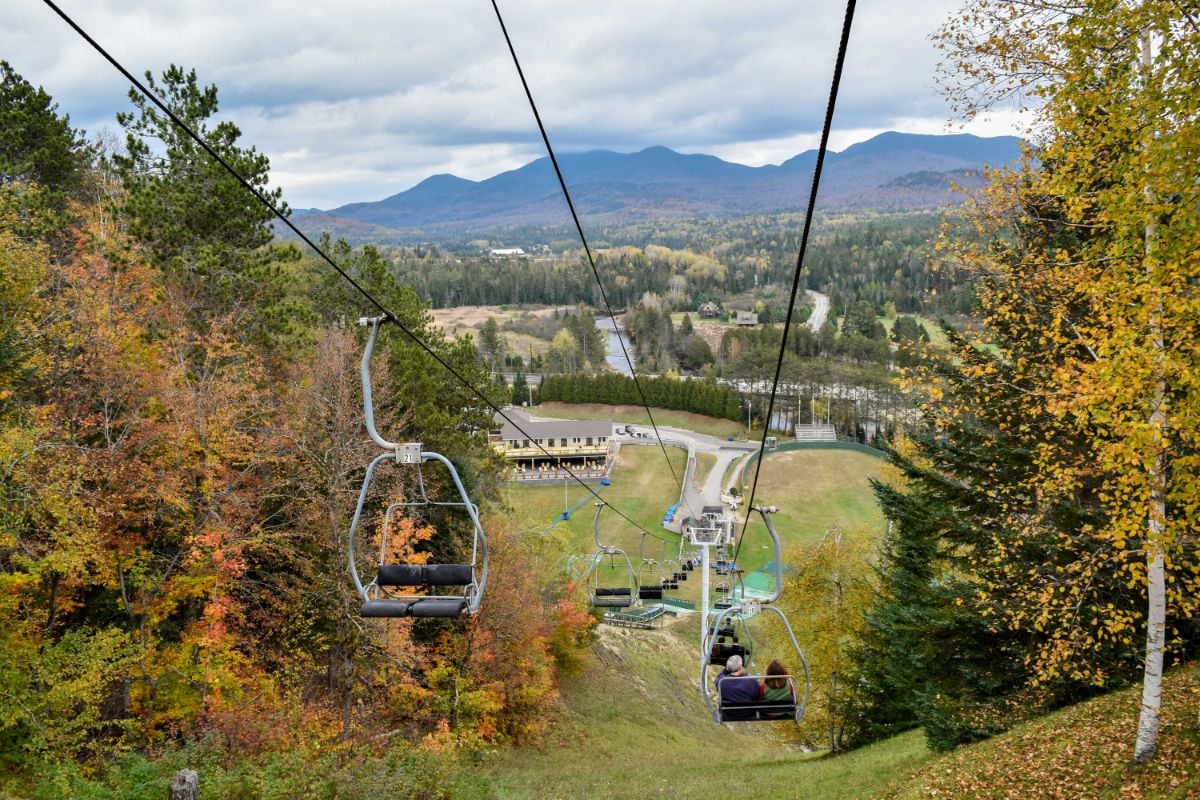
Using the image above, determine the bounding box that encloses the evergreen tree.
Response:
[0,61,88,196]
[113,65,296,342]
[511,370,530,407]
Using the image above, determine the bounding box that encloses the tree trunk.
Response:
[1132,25,1166,766]
[1133,546,1165,763]
[169,769,199,800]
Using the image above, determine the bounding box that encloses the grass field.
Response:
[502,435,887,610]
[504,446,690,589]
[733,447,887,574]
[878,312,951,350]
[483,632,1200,799]
[533,402,746,440]
[430,305,559,359]
[692,452,717,492]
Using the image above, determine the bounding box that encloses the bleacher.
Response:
[793,423,837,442]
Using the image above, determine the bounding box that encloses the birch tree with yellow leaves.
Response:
[937,0,1200,761]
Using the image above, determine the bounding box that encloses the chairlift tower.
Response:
[682,506,734,644]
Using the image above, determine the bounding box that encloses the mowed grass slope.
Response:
[534,402,746,440]
[504,446,690,589]
[492,431,1200,799]
[482,624,933,800]
[734,447,887,574]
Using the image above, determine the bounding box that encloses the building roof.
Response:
[493,407,612,441]
[736,311,759,324]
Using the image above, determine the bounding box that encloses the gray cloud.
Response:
[3,0,1025,208]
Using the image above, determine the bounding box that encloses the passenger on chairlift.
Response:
[759,659,795,706]
[715,654,759,705]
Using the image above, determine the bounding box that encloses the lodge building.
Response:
[490,407,613,482]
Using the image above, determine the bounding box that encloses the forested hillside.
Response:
[364,213,969,317]
[0,63,594,789]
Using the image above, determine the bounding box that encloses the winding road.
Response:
[806,289,830,332]
[613,425,757,531]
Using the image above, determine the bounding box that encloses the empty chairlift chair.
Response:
[637,560,665,600]
[586,503,638,609]
[348,317,488,619]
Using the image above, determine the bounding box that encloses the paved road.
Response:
[614,424,757,529]
[806,289,830,332]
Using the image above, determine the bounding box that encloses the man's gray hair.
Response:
[726,654,743,672]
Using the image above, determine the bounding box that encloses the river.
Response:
[594,316,635,376]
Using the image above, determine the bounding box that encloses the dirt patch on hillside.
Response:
[430,305,559,333]
[692,319,731,353]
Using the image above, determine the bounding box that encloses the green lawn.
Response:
[504,446,690,586]
[733,447,887,574]
[533,402,746,440]
[503,439,887,611]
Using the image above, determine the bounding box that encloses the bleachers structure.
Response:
[793,423,837,442]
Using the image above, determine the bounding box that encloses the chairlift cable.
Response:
[732,0,857,568]
[42,0,666,542]
[491,0,699,524]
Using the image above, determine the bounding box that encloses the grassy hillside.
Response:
[894,662,1200,799]
[504,445,687,550]
[483,633,1199,799]
[533,402,746,440]
[734,446,887,574]
[481,624,933,799]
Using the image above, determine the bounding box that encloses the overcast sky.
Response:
[3,1,1027,210]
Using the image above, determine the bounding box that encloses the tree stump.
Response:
[169,769,199,800]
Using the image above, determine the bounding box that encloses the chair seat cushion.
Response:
[377,564,473,587]
[361,597,468,618]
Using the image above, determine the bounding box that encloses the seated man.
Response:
[715,654,760,720]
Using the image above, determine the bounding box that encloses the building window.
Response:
[560,438,568,447]
[522,439,529,448]
[586,437,593,446]
[598,436,606,443]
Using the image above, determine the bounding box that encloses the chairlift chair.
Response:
[705,615,753,668]
[699,506,810,724]
[637,558,666,601]
[586,503,638,608]
[349,317,488,619]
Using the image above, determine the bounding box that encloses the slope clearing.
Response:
[481,624,932,799]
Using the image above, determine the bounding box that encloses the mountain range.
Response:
[290,132,1023,242]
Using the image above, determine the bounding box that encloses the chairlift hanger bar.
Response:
[41,0,667,542]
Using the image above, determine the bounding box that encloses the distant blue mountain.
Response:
[293,131,1022,239]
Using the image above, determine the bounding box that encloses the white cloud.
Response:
[3,0,1027,208]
